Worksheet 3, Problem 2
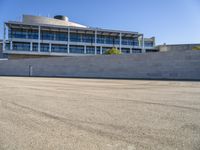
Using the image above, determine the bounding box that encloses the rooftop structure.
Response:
[2,15,157,58]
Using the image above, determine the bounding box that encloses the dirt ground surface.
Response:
[0,77,200,150]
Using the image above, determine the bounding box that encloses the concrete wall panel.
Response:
[0,50,200,80]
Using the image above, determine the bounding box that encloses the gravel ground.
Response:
[0,77,200,150]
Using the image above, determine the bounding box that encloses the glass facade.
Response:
[5,25,155,55]
[121,48,130,54]
[52,44,67,53]
[8,28,142,47]
[41,31,54,41]
[5,43,10,50]
[9,28,38,39]
[70,45,84,54]
[122,37,139,46]
[28,30,38,39]
[40,43,49,52]
[144,41,154,47]
[13,42,30,51]
[55,32,68,41]
[86,46,95,54]
[70,33,82,42]
[97,47,100,54]
[32,43,38,52]
[132,49,142,53]
[97,35,119,45]
[70,33,95,43]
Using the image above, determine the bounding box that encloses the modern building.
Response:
[2,15,157,58]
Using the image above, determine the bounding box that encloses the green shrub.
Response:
[192,46,200,50]
[104,48,121,55]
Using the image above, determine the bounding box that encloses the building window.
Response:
[28,30,38,39]
[5,43,10,50]
[32,43,38,51]
[41,31,54,41]
[121,48,130,54]
[82,34,95,43]
[70,33,82,42]
[13,42,30,51]
[40,43,49,52]
[144,41,154,47]
[51,44,67,53]
[97,35,119,45]
[86,46,95,54]
[9,28,27,39]
[68,33,95,43]
[55,32,68,41]
[146,49,158,53]
[132,49,142,53]
[9,28,39,40]
[70,45,84,54]
[97,47,100,54]
[133,41,139,46]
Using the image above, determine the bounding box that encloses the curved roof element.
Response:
[22,15,87,28]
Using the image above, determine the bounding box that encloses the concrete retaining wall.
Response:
[0,50,200,80]
[158,44,200,52]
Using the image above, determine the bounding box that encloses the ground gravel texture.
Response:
[0,77,200,150]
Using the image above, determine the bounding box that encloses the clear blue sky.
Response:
[0,0,199,45]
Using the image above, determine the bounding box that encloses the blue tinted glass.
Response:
[86,46,95,54]
[13,42,30,51]
[70,45,84,54]
[51,44,67,53]
[40,43,49,52]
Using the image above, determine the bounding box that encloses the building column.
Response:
[100,46,102,55]
[84,45,86,54]
[10,41,13,50]
[3,23,6,51]
[30,42,33,51]
[142,34,146,53]
[38,26,41,52]
[138,36,140,47]
[49,43,52,53]
[130,48,132,54]
[67,27,70,54]
[119,32,122,52]
[94,30,97,55]
[152,37,156,47]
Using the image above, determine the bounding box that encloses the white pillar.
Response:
[130,48,132,54]
[38,26,41,52]
[100,46,102,55]
[94,30,97,55]
[30,42,32,51]
[67,27,70,54]
[138,36,141,47]
[10,41,13,50]
[142,34,146,53]
[84,45,86,54]
[119,32,122,52]
[49,43,51,52]
[3,23,6,51]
